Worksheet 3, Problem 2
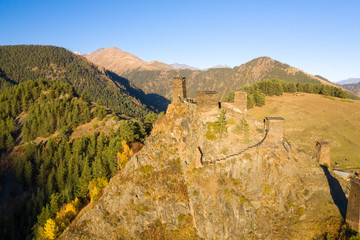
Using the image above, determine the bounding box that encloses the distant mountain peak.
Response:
[170,63,200,70]
[336,78,360,85]
[86,47,173,74]
[209,64,231,69]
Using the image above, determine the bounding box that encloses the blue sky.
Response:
[1,0,359,82]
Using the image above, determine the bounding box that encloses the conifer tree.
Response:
[247,94,255,109]
[216,109,227,138]
[24,160,33,187]
[254,90,265,107]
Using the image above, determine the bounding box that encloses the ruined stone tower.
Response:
[173,77,186,102]
[315,141,331,168]
[346,178,360,231]
[234,90,248,113]
[264,117,284,142]
[196,91,219,112]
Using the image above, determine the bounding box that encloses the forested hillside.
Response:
[0,45,167,116]
[0,80,158,240]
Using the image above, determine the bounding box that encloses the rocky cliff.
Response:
[62,102,343,239]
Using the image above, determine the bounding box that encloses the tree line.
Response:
[224,79,354,108]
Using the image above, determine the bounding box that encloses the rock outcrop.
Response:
[62,102,342,239]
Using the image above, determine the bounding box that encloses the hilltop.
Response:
[85,47,174,75]
[61,99,344,239]
[0,45,164,116]
[85,48,337,100]
[247,93,360,170]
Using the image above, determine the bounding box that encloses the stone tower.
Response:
[196,91,219,112]
[173,77,187,102]
[346,178,360,231]
[264,117,284,142]
[234,90,248,113]
[315,141,331,168]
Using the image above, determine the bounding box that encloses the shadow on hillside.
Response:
[321,165,347,219]
[145,93,170,112]
[106,70,170,112]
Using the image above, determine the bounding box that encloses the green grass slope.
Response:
[247,93,360,170]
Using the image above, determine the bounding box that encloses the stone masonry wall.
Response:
[346,179,360,231]
[196,91,219,112]
[315,141,331,167]
[173,77,187,102]
[234,90,247,113]
[264,117,284,142]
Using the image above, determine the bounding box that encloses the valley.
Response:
[1,0,359,239]
[0,45,359,240]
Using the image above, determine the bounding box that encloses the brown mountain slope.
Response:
[341,83,360,96]
[122,56,340,100]
[85,48,338,100]
[85,47,173,75]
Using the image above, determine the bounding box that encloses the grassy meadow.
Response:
[247,93,360,170]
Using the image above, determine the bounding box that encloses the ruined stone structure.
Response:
[196,91,219,112]
[172,77,187,102]
[264,117,284,142]
[346,178,360,231]
[234,90,248,113]
[315,141,331,168]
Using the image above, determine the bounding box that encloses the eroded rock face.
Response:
[62,102,342,240]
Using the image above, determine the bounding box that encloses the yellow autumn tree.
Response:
[88,177,108,203]
[43,218,58,239]
[55,197,81,231]
[117,140,133,170]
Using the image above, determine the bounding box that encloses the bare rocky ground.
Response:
[62,102,344,240]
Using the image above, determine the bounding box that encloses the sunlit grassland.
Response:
[248,93,360,170]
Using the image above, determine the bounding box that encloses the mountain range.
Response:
[85,47,339,101]
[169,63,231,70]
[341,83,360,96]
[169,63,200,70]
[336,78,360,96]
[336,78,360,85]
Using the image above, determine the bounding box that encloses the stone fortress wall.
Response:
[315,141,331,168]
[234,90,248,113]
[347,179,360,231]
[172,77,187,102]
[264,117,284,142]
[172,76,360,231]
[196,91,219,111]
